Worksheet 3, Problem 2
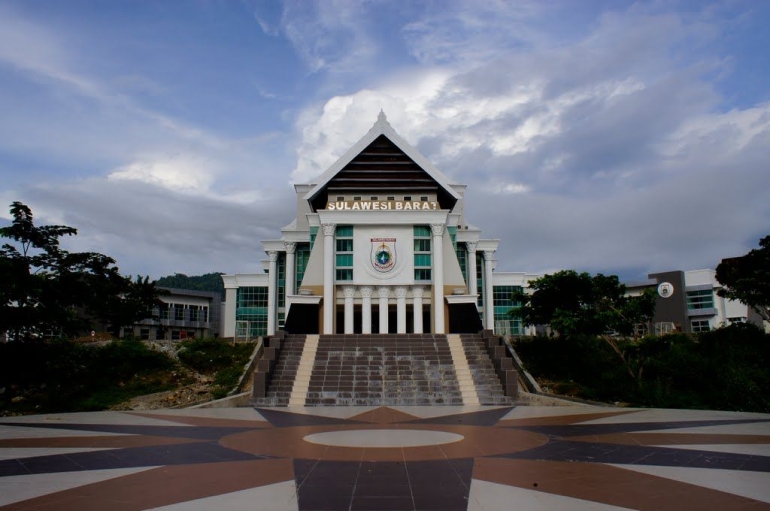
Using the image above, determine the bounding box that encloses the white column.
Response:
[412,286,424,334]
[378,286,390,334]
[360,286,373,334]
[343,286,356,334]
[431,223,445,334]
[284,242,296,296]
[467,241,478,307]
[267,250,278,335]
[395,286,407,334]
[322,223,336,335]
[483,250,495,330]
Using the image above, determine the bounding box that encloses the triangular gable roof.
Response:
[304,112,461,211]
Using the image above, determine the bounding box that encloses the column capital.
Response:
[267,250,278,262]
[359,286,373,298]
[284,241,296,254]
[343,286,357,298]
[483,250,495,261]
[322,223,336,236]
[394,286,408,299]
[430,223,445,237]
[377,286,390,299]
[411,286,424,298]
[466,241,477,253]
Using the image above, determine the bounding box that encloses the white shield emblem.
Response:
[371,237,396,273]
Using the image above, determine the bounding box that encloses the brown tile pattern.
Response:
[1,406,769,509]
[473,458,769,510]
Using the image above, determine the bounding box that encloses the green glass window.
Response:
[414,254,431,266]
[414,268,432,281]
[295,243,311,288]
[476,253,484,307]
[414,225,432,281]
[492,285,523,335]
[336,239,353,252]
[277,252,286,308]
[686,289,714,309]
[335,225,353,281]
[336,254,353,266]
[236,287,269,337]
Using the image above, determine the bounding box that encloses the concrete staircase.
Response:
[253,333,512,406]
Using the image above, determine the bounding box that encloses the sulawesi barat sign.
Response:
[326,200,439,211]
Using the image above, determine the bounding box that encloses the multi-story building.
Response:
[125,288,221,340]
[221,113,539,339]
[626,269,764,334]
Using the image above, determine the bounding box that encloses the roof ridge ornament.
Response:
[375,109,390,127]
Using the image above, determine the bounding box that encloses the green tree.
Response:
[0,201,162,340]
[716,235,770,322]
[511,270,656,381]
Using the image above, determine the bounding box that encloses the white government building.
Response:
[221,112,539,338]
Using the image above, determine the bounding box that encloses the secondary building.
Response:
[625,269,764,334]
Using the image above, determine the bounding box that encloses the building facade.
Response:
[221,113,539,339]
[625,269,764,334]
[125,288,221,341]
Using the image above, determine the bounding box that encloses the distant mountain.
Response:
[156,273,225,298]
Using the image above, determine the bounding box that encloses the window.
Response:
[336,196,344,201]
[686,289,714,309]
[295,243,311,288]
[387,196,395,201]
[493,286,523,335]
[159,303,170,320]
[370,196,378,200]
[353,196,361,201]
[420,196,428,201]
[414,226,431,281]
[404,196,412,201]
[140,328,150,340]
[189,305,200,322]
[336,225,353,281]
[236,287,269,337]
[171,330,181,340]
[173,304,185,321]
[201,306,208,322]
[156,328,165,340]
[691,320,710,332]
[476,253,485,306]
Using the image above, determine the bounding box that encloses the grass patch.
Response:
[177,338,255,398]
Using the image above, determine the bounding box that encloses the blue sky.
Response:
[1,0,769,280]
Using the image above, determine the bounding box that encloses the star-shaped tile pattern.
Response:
[0,406,769,510]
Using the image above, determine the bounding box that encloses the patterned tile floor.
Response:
[1,405,770,510]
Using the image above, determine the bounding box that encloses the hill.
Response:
[156,273,225,298]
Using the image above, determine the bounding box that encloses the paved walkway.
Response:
[1,405,770,510]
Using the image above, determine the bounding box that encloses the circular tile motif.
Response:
[303,429,463,448]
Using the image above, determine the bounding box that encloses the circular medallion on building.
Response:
[371,238,396,273]
[658,282,674,298]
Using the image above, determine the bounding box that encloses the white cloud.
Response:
[289,3,769,278]
[108,154,216,194]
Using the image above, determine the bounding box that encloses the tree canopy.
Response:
[716,235,770,322]
[157,272,225,298]
[511,270,656,338]
[0,201,162,340]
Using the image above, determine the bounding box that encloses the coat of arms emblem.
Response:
[371,238,396,272]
